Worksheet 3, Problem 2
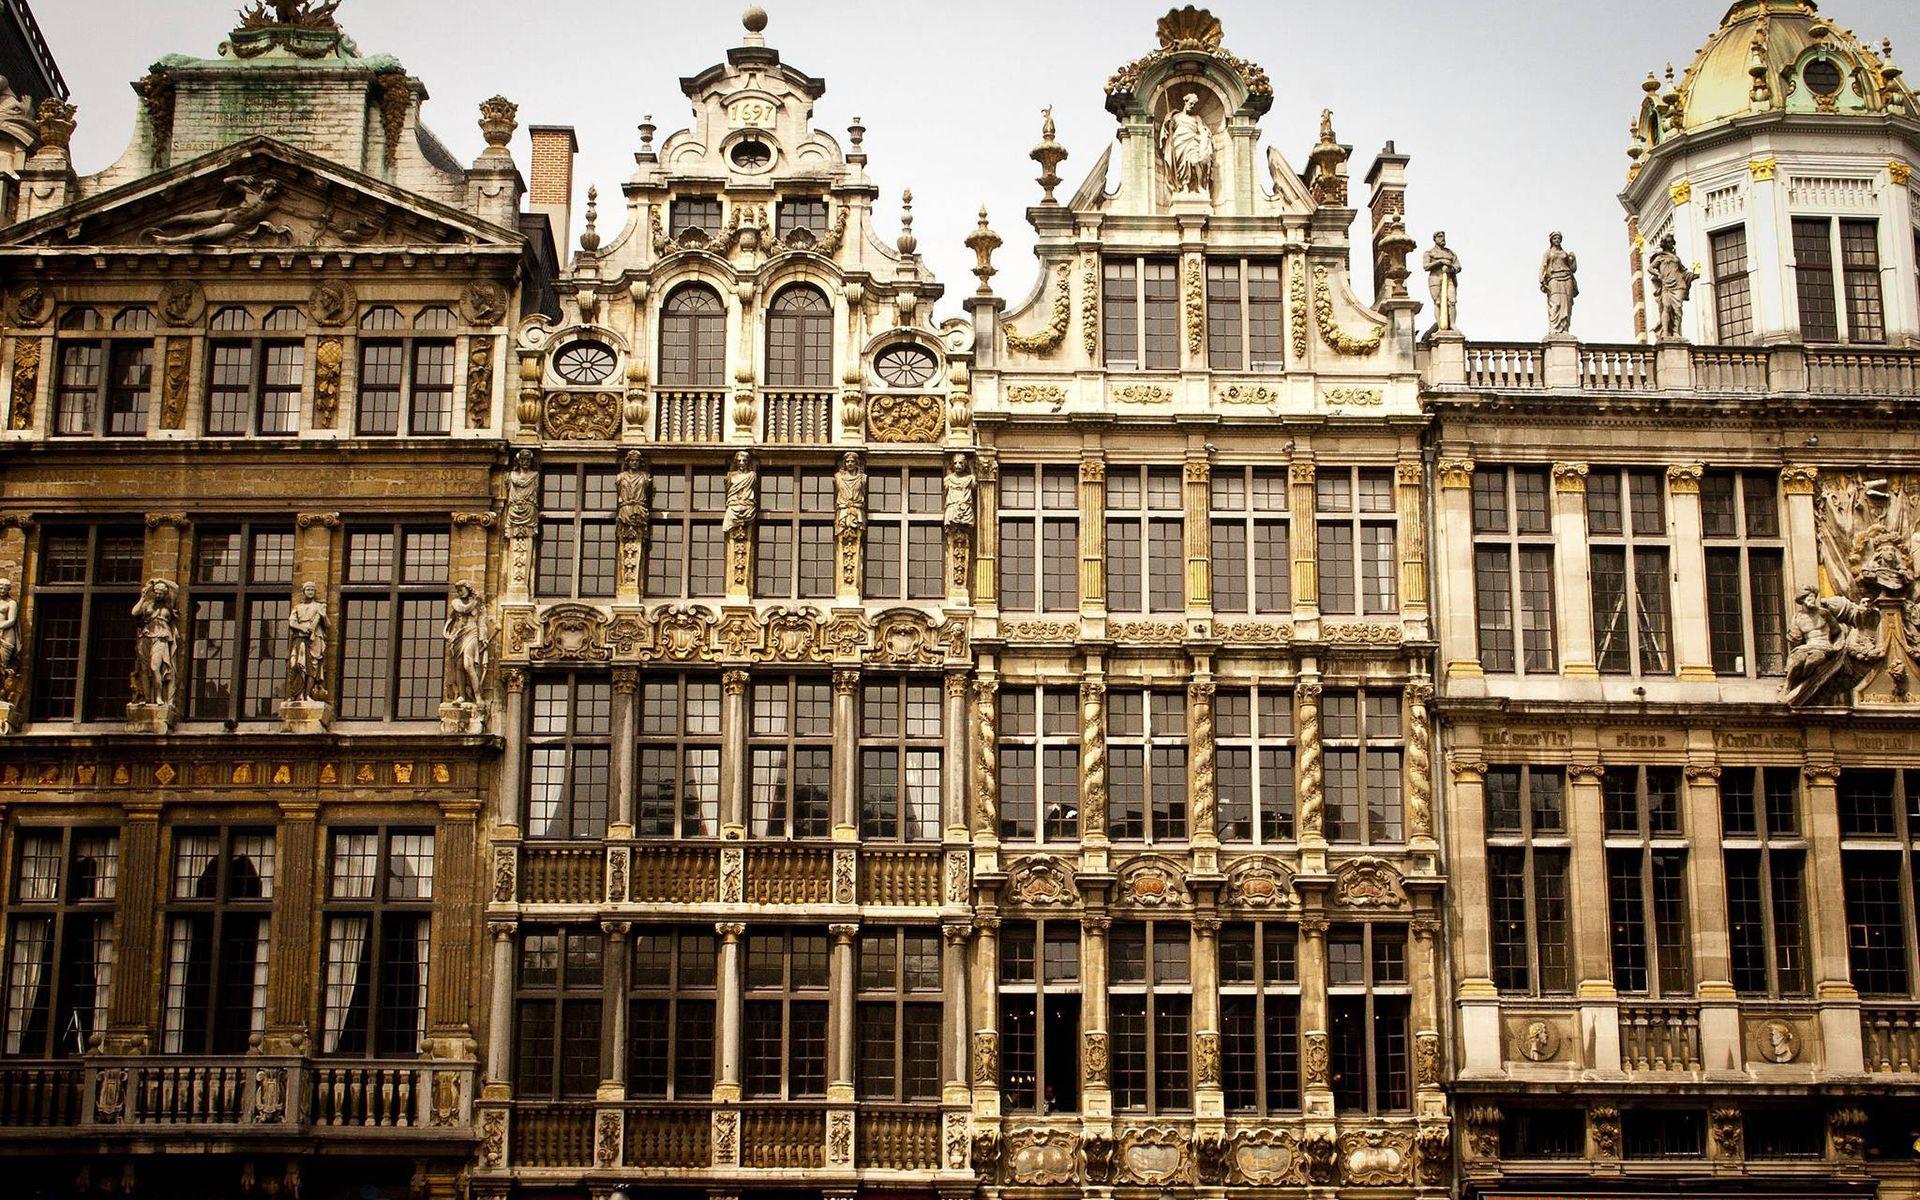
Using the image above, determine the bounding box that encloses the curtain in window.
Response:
[322,915,370,1053]
[3,919,49,1055]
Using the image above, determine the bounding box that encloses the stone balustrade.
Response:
[1432,338,1920,398]
[1618,1002,1703,1072]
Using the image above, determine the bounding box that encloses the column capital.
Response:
[1446,751,1486,782]
[944,672,970,700]
[833,667,861,696]
[1566,761,1606,781]
[1665,463,1705,494]
[600,920,632,939]
[488,919,518,940]
[1804,761,1843,784]
[1080,457,1106,484]
[1781,464,1820,496]
[716,921,746,939]
[611,665,640,694]
[722,669,749,696]
[1437,457,1475,489]
[829,922,861,942]
[940,922,973,945]
[504,667,529,695]
[1551,461,1589,493]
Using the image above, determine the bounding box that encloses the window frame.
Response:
[186,523,296,722]
[1102,255,1180,371]
[1792,215,1885,344]
[996,918,1082,1115]
[1708,224,1753,344]
[1586,467,1675,677]
[1216,686,1296,844]
[536,463,619,600]
[863,466,944,601]
[996,464,1079,613]
[1484,764,1573,995]
[1720,766,1810,997]
[52,307,154,438]
[1105,465,1185,614]
[996,684,1080,844]
[637,672,724,838]
[1326,921,1412,1114]
[205,306,305,437]
[1700,469,1787,677]
[161,826,275,1055]
[1320,688,1404,844]
[765,285,833,388]
[354,307,457,437]
[1315,467,1398,616]
[1838,768,1920,997]
[1203,257,1285,371]
[645,465,728,599]
[1219,919,1300,1114]
[338,524,451,721]
[514,925,604,1099]
[1471,466,1558,674]
[31,524,144,723]
[748,675,832,840]
[855,927,943,1102]
[658,285,727,389]
[1601,765,1693,998]
[743,927,830,1099]
[319,827,434,1059]
[858,676,943,843]
[526,673,613,842]
[627,926,717,1099]
[1109,919,1192,1114]
[1210,466,1292,614]
[754,465,835,600]
[2,826,118,1059]
[1107,687,1188,844]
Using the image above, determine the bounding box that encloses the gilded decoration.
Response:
[868,392,943,442]
[1105,6,1273,103]
[9,338,38,430]
[1437,457,1475,488]
[652,605,716,662]
[1324,386,1383,406]
[1296,685,1324,837]
[1081,680,1108,834]
[1115,383,1172,404]
[1312,265,1385,355]
[1782,463,1819,495]
[159,281,204,326]
[529,604,612,662]
[1333,856,1407,907]
[1116,855,1188,908]
[1083,1131,1117,1184]
[1225,856,1294,908]
[542,391,620,440]
[1217,620,1293,644]
[1552,461,1590,492]
[1006,853,1077,906]
[1084,1030,1109,1083]
[1007,1128,1079,1186]
[1405,682,1435,839]
[1749,156,1778,180]
[1794,471,1920,705]
[1340,1129,1413,1186]
[1007,383,1067,406]
[8,284,52,327]
[1514,1017,1562,1062]
[1322,621,1403,645]
[1288,261,1309,357]
[868,609,965,665]
[1227,1129,1301,1186]
[1184,258,1204,355]
[973,679,998,832]
[1754,1017,1801,1063]
[466,338,494,428]
[1118,1126,1191,1187]
[1082,258,1099,356]
[1217,383,1280,404]
[313,335,343,426]
[1111,619,1185,644]
[1003,619,1079,642]
[1005,264,1071,355]
[160,340,190,428]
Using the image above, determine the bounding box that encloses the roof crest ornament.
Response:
[1105,7,1272,110]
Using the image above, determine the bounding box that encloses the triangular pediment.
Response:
[1,137,518,253]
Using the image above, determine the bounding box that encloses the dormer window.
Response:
[1792,216,1884,344]
[729,139,772,172]
[1801,57,1843,100]
[1103,256,1179,371]
[670,198,723,239]
[778,199,829,240]
[874,343,936,388]
[357,305,456,436]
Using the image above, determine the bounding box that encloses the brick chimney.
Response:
[527,125,578,254]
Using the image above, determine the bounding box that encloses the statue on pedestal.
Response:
[131,579,179,710]
[443,581,490,707]
[1540,232,1578,335]
[286,581,329,703]
[1424,231,1461,332]
[1159,92,1215,196]
[1647,233,1699,340]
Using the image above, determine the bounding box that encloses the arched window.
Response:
[765,285,831,388]
[660,285,725,388]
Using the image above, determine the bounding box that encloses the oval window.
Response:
[730,140,773,171]
[1803,58,1843,97]
[874,343,937,388]
[554,340,617,385]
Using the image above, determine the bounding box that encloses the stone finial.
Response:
[636,114,656,163]
[478,95,518,152]
[742,5,768,46]
[964,206,1001,296]
[1031,106,1068,203]
[579,186,601,254]
[897,189,917,256]
[34,98,74,156]
[847,116,866,165]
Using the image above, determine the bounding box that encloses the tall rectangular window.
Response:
[188,525,295,721]
[859,678,942,842]
[629,928,715,1099]
[3,829,116,1058]
[1701,469,1786,676]
[998,465,1078,612]
[526,674,611,841]
[1793,216,1840,342]
[53,307,153,437]
[1485,765,1571,993]
[1710,225,1753,343]
[1316,468,1397,615]
[1328,923,1411,1113]
[997,685,1080,843]
[1603,766,1692,996]
[1840,218,1886,343]
[997,920,1081,1113]
[749,676,832,839]
[1721,767,1809,997]
[637,675,722,838]
[744,929,829,1098]
[1210,467,1291,614]
[754,467,833,599]
[1109,688,1187,843]
[1220,921,1299,1113]
[1587,468,1673,676]
[339,526,450,720]
[1205,259,1285,370]
[1793,216,1885,343]
[515,926,603,1098]
[1839,769,1920,997]
[355,305,457,435]
[162,828,273,1054]
[32,526,143,722]
[1472,467,1556,673]
[1110,921,1191,1113]
[1216,686,1294,844]
[206,306,303,436]
[647,466,727,598]
[864,467,943,600]
[856,928,941,1101]
[1322,688,1402,843]
[1103,256,1179,370]
[1106,466,1184,613]
[320,829,433,1058]
[537,464,618,599]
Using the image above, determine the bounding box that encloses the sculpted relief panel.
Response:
[1796,470,1920,705]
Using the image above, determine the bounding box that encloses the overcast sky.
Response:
[34,0,1920,340]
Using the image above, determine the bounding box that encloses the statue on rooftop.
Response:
[1159,92,1215,196]
[1540,232,1578,336]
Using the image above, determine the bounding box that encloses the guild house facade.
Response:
[0,3,1911,1200]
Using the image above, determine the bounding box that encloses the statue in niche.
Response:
[0,579,18,694]
[131,579,179,709]
[443,581,491,706]
[1424,231,1461,332]
[1159,91,1215,196]
[1647,234,1698,340]
[0,78,36,150]
[943,454,976,530]
[504,449,539,540]
[146,174,290,246]
[616,451,652,542]
[723,452,757,537]
[286,581,329,703]
[1539,232,1578,335]
[834,452,865,537]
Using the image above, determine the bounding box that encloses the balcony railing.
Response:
[857,1106,940,1170]
[1579,345,1655,391]
[654,390,727,442]
[860,848,944,906]
[0,1062,82,1126]
[1863,1004,1920,1074]
[628,845,721,903]
[762,389,835,443]
[1619,1002,1702,1071]
[521,844,603,905]
[309,1063,423,1127]
[514,1103,594,1167]
[743,845,834,905]
[1807,347,1920,396]
[742,1106,825,1169]
[1692,346,1770,391]
[626,1103,712,1167]
[1463,343,1543,389]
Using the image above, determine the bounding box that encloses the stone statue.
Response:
[0,77,36,150]
[1647,233,1698,340]
[1783,585,1871,705]
[1424,231,1461,332]
[443,581,491,706]
[1158,92,1215,196]
[1266,144,1287,196]
[146,174,289,246]
[0,579,18,694]
[237,0,342,30]
[834,452,865,537]
[1540,232,1578,335]
[130,579,179,709]
[286,581,329,703]
[723,452,757,537]
[944,454,976,530]
[616,451,652,543]
[504,449,538,540]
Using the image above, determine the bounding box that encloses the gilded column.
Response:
[1567,761,1623,1075]
[1188,674,1218,852]
[1295,682,1325,862]
[1396,456,1429,631]
[103,802,163,1052]
[828,923,859,1102]
[973,673,1000,842]
[714,921,746,1101]
[1447,754,1501,1076]
[1080,457,1107,612]
[832,668,860,840]
[1780,465,1820,597]
[1666,463,1716,681]
[944,673,970,838]
[483,921,516,1097]
[974,451,1000,607]
[1298,912,1333,1118]
[1550,462,1599,677]
[1081,911,1111,1119]
[1405,681,1437,852]
[1184,457,1211,613]
[1435,457,1481,680]
[600,921,631,1097]
[1802,763,1866,1074]
[720,669,750,839]
[609,667,638,835]
[496,668,528,830]
[1080,669,1107,849]
[1289,457,1319,636]
[1191,914,1223,1119]
[263,801,320,1054]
